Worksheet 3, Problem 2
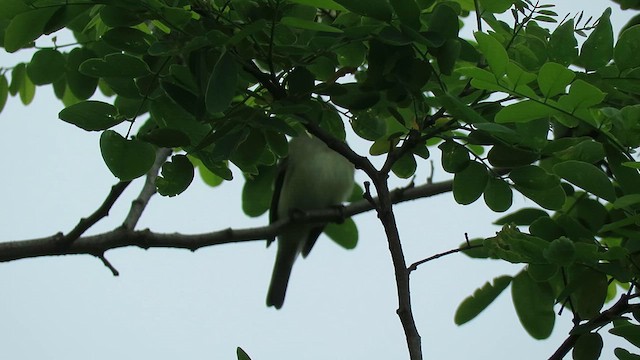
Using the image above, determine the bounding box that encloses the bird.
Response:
[266,133,355,309]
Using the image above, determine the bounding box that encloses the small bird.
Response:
[266,133,355,309]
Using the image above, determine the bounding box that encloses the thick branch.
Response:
[0,178,454,262]
[373,176,423,360]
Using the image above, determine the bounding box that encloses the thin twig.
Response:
[123,148,173,230]
[97,253,120,276]
[60,180,132,247]
[408,244,484,273]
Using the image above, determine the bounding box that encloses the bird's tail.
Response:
[266,246,297,309]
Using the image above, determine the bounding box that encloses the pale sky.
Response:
[0,2,636,360]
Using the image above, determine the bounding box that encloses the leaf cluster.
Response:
[2,0,640,359]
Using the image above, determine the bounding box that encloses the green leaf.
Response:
[280,16,343,33]
[505,61,537,88]
[428,4,459,39]
[485,225,550,263]
[100,130,156,181]
[479,0,513,13]
[454,275,512,325]
[79,53,150,78]
[609,322,640,347]
[559,80,606,112]
[527,264,558,282]
[162,81,201,115]
[571,267,608,319]
[438,91,488,123]
[530,216,564,241]
[495,100,560,123]
[487,145,540,167]
[572,333,603,360]
[189,156,224,188]
[614,194,640,209]
[607,145,640,195]
[335,42,367,68]
[453,161,488,205]
[59,101,122,131]
[614,25,640,71]
[9,62,25,95]
[435,38,461,75]
[494,208,548,226]
[231,130,267,172]
[156,155,194,197]
[286,67,315,96]
[66,48,98,100]
[483,177,513,212]
[0,0,30,20]
[351,112,387,141]
[458,66,502,91]
[474,32,509,77]
[578,8,613,70]
[99,5,147,27]
[140,128,191,148]
[543,237,576,266]
[289,0,347,10]
[42,4,93,35]
[10,63,35,105]
[391,153,417,179]
[331,84,380,111]
[0,75,8,114]
[549,19,577,66]
[439,141,470,173]
[158,6,192,28]
[333,0,392,21]
[237,347,252,360]
[4,7,57,52]
[265,131,289,158]
[26,49,65,85]
[102,27,154,54]
[615,348,640,360]
[537,62,575,98]
[206,51,238,114]
[511,270,555,340]
[242,165,276,217]
[553,139,605,164]
[325,218,359,250]
[460,238,491,259]
[516,184,566,210]
[553,160,616,202]
[390,0,421,29]
[509,165,560,190]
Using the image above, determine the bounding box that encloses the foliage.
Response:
[1,0,640,359]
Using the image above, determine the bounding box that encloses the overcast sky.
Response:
[0,2,637,360]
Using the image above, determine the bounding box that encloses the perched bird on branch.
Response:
[266,133,355,309]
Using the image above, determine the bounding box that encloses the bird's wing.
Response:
[301,226,324,258]
[267,157,288,247]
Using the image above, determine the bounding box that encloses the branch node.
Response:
[363,181,378,211]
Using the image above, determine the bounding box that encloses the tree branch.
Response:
[0,178,455,262]
[372,175,423,360]
[60,181,132,247]
[122,148,173,230]
[548,294,640,360]
[408,245,483,273]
